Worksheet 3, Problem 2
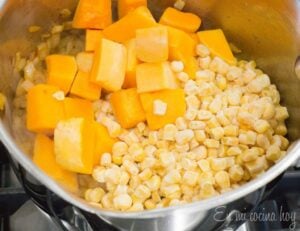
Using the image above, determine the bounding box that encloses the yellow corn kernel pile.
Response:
[86,43,289,211]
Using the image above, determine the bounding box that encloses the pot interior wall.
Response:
[0,0,299,142]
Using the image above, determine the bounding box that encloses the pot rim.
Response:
[1,122,299,219]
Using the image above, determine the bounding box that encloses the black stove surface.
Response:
[1,143,299,231]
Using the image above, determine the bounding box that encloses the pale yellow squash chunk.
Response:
[90,38,127,92]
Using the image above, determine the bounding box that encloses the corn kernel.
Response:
[262,102,275,120]
[161,184,181,198]
[177,72,189,83]
[171,60,184,73]
[92,166,106,183]
[112,155,123,165]
[241,148,259,162]
[208,148,218,157]
[123,160,139,175]
[226,146,242,156]
[133,185,151,202]
[204,139,220,148]
[113,194,132,211]
[159,151,176,167]
[144,199,156,210]
[151,191,161,203]
[163,169,182,184]
[183,171,199,186]
[244,157,266,176]
[196,44,210,57]
[275,106,289,121]
[227,88,242,106]
[215,171,230,189]
[101,193,113,209]
[222,137,239,146]
[144,145,157,156]
[210,127,225,140]
[190,138,199,150]
[209,96,222,114]
[256,134,270,150]
[199,182,216,199]
[85,187,105,203]
[145,175,161,191]
[216,74,227,90]
[140,157,156,170]
[253,119,270,134]
[175,117,187,130]
[153,99,168,116]
[105,167,122,185]
[185,108,198,121]
[128,202,144,211]
[194,130,206,143]
[181,157,197,170]
[229,165,244,182]
[210,158,227,171]
[129,175,141,190]
[239,131,257,145]
[139,168,153,181]
[186,95,201,109]
[120,171,130,185]
[247,74,271,93]
[163,124,177,141]
[226,66,242,81]
[148,131,159,144]
[128,143,145,163]
[184,80,199,95]
[196,70,215,82]
[197,109,213,120]
[198,159,210,172]
[101,152,112,166]
[173,0,186,10]
[266,144,281,162]
[175,129,194,144]
[210,57,229,75]
[198,56,212,69]
[275,123,287,136]
[224,125,239,137]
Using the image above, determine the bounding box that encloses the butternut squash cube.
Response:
[103,6,156,43]
[70,71,101,101]
[182,56,199,79]
[33,134,78,193]
[136,26,168,63]
[86,29,103,51]
[54,118,96,174]
[189,33,199,43]
[26,84,64,134]
[123,39,139,88]
[64,97,94,121]
[140,89,186,130]
[94,122,117,165]
[73,0,112,29]
[90,38,127,92]
[159,7,201,33]
[46,55,77,93]
[136,62,179,93]
[197,29,236,65]
[118,0,147,18]
[110,88,146,128]
[76,52,94,73]
[167,26,197,60]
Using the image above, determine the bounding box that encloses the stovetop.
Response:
[1,142,300,231]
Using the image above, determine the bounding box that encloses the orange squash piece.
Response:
[136,62,179,93]
[197,29,236,65]
[90,38,127,92]
[118,0,147,18]
[54,118,96,174]
[159,7,201,33]
[46,55,77,94]
[136,26,169,63]
[63,97,94,121]
[73,0,112,29]
[33,134,78,193]
[110,88,146,128]
[85,29,103,51]
[123,39,139,88]
[94,122,117,165]
[26,84,64,134]
[70,71,101,101]
[182,56,199,79]
[167,25,197,61]
[140,89,186,130]
[103,6,156,43]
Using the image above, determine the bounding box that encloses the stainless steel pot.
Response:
[0,0,300,230]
